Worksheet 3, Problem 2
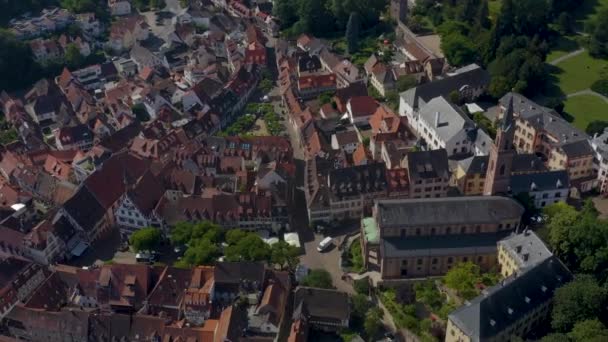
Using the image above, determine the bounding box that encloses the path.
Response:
[566,88,608,103]
[549,48,585,65]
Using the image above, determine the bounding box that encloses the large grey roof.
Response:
[418,96,475,143]
[510,170,569,194]
[375,196,524,228]
[382,232,508,258]
[500,93,589,149]
[498,230,552,272]
[449,256,572,341]
[400,64,490,109]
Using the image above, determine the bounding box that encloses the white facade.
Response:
[115,195,160,236]
[529,187,568,208]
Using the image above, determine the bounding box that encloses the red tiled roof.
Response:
[84,151,150,209]
[348,96,378,118]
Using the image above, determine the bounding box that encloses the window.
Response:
[430,228,436,235]
[475,226,481,233]
[401,260,408,266]
[432,258,438,265]
[555,192,561,198]
[477,256,483,262]
[447,257,453,264]
[463,257,468,262]
[417,259,423,265]
[415,228,421,236]
[400,229,406,237]
[542,193,549,199]
[446,227,451,234]
[499,164,506,175]
[461,226,466,233]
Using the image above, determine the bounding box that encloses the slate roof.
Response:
[293,287,350,324]
[62,185,106,232]
[214,262,265,286]
[382,232,509,258]
[498,231,553,272]
[375,196,524,228]
[458,155,489,176]
[511,154,547,174]
[400,64,490,109]
[448,256,572,341]
[405,149,449,181]
[510,170,570,194]
[328,162,387,199]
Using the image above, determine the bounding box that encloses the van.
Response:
[135,251,157,264]
[317,237,333,252]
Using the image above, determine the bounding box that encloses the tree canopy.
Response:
[300,269,334,289]
[551,275,607,332]
[273,0,386,37]
[129,227,162,252]
[543,201,608,277]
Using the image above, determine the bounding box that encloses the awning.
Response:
[70,241,88,257]
[284,232,301,248]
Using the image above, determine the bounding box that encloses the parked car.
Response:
[135,251,158,264]
[317,237,333,252]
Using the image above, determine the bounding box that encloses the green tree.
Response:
[170,221,195,246]
[589,9,608,58]
[318,91,334,105]
[556,12,574,35]
[569,319,608,342]
[544,201,608,275]
[443,262,480,300]
[396,75,417,92]
[64,43,84,69]
[352,293,372,317]
[539,333,571,342]
[0,30,40,92]
[270,241,300,271]
[345,12,361,54]
[224,231,271,262]
[129,227,162,252]
[441,33,477,67]
[181,238,219,266]
[415,280,442,311]
[259,79,273,93]
[586,120,608,136]
[552,275,607,332]
[300,269,334,289]
[364,308,383,339]
[61,0,96,13]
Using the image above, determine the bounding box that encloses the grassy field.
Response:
[550,50,608,94]
[563,94,608,131]
[546,36,581,63]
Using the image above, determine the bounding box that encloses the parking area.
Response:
[298,222,359,294]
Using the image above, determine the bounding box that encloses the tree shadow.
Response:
[543,64,566,99]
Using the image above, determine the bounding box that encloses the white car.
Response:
[317,237,333,252]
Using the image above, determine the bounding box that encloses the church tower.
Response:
[483,96,516,195]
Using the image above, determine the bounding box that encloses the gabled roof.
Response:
[510,170,570,194]
[293,287,349,324]
[449,256,572,341]
[405,149,450,181]
[400,64,490,109]
[62,185,106,232]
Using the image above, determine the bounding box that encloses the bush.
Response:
[354,277,370,294]
[591,79,608,97]
[586,120,608,136]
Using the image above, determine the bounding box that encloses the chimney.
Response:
[516,245,522,253]
[435,111,440,127]
[523,253,529,262]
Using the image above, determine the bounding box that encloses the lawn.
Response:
[563,94,608,131]
[550,50,608,94]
